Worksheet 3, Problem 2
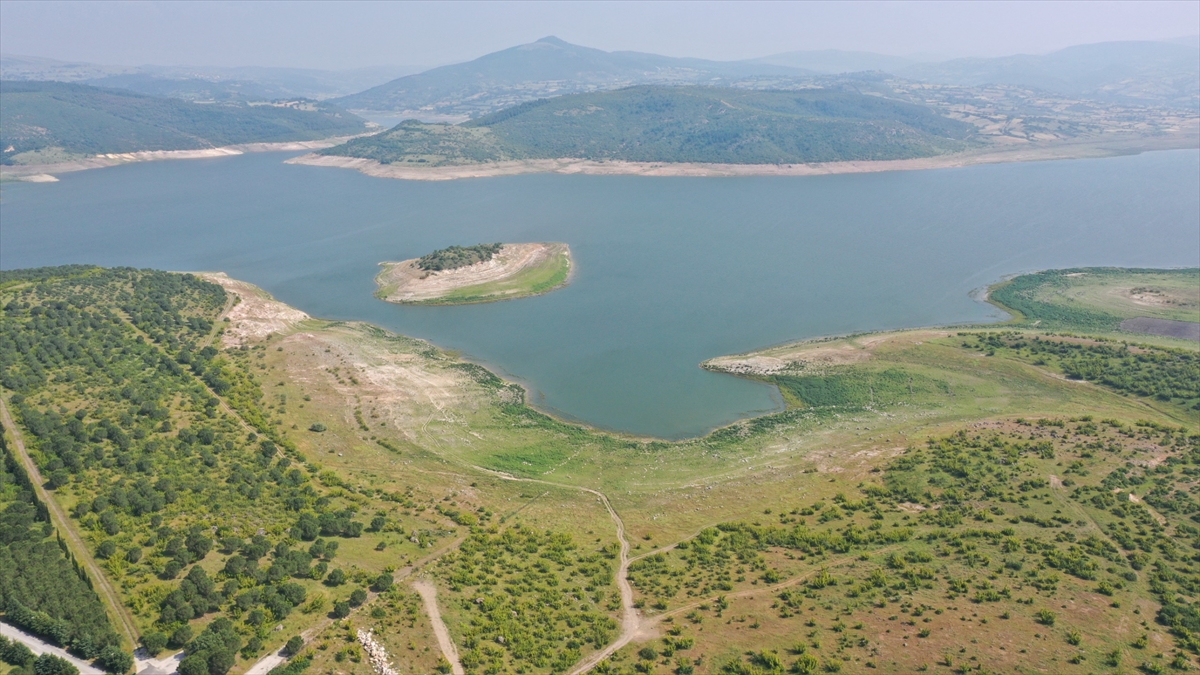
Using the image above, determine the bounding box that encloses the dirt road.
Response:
[413,580,464,675]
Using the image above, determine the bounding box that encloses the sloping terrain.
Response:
[320,85,975,166]
[332,36,808,118]
[0,81,367,164]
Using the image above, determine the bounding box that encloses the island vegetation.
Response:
[0,81,367,166]
[417,244,504,272]
[376,242,571,305]
[2,264,1198,675]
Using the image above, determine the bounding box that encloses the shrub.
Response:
[331,601,350,619]
[349,589,367,607]
[308,424,326,433]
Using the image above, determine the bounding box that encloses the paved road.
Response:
[1,621,105,675]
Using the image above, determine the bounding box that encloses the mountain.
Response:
[748,49,923,74]
[0,54,422,100]
[900,41,1200,108]
[332,36,811,117]
[0,80,368,165]
[319,85,975,166]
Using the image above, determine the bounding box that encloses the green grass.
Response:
[988,267,1200,333]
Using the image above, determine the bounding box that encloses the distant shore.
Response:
[0,135,366,182]
[286,130,1199,181]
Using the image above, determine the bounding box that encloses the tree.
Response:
[33,654,78,675]
[96,647,133,675]
[141,633,167,657]
[331,601,350,619]
[169,625,193,649]
[324,569,345,586]
[349,589,367,607]
[369,574,392,593]
[282,636,304,657]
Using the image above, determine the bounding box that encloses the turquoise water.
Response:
[1,149,1197,438]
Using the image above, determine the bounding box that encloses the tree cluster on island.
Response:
[417,244,504,272]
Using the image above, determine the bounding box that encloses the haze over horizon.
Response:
[1,0,1198,72]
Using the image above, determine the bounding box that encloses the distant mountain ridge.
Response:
[0,80,368,165]
[332,36,813,118]
[901,41,1199,108]
[319,85,976,167]
[0,53,422,100]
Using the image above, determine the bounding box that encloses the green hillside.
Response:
[319,85,977,166]
[0,80,368,164]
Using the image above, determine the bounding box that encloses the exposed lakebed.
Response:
[1,149,1197,438]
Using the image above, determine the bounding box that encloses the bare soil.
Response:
[200,272,310,346]
[375,242,568,303]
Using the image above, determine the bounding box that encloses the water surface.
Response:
[2,149,1197,438]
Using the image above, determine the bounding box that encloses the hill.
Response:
[332,36,809,118]
[0,80,369,164]
[319,85,975,167]
[901,41,1200,108]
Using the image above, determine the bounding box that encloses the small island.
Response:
[375,242,572,305]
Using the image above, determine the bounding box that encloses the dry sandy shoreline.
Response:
[285,130,1199,181]
[376,242,571,304]
[0,135,364,182]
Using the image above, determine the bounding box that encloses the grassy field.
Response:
[987,267,1200,335]
[3,266,1198,675]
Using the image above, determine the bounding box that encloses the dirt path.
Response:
[413,580,464,675]
[467,467,642,675]
[241,535,466,675]
[0,399,141,648]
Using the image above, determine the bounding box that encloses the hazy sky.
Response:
[2,0,1197,70]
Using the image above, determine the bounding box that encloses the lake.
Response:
[2,149,1197,438]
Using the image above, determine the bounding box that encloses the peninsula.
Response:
[375,242,572,304]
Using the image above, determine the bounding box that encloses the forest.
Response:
[0,267,411,675]
[0,81,367,163]
[319,85,977,167]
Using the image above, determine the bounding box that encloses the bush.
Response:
[331,601,350,619]
[307,424,326,433]
[324,569,345,586]
[348,589,367,607]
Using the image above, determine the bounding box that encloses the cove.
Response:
[1,149,1197,439]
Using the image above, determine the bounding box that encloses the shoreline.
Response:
[0,134,367,182]
[285,131,1199,182]
[375,243,572,305]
